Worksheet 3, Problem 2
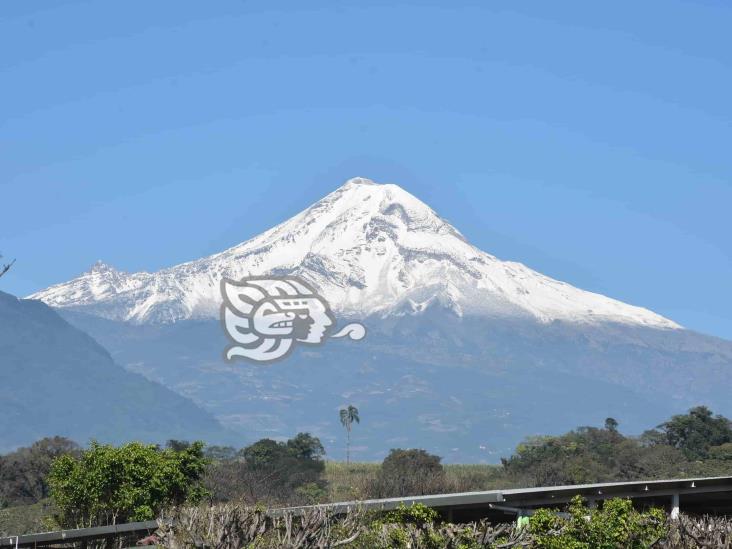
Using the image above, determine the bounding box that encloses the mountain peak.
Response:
[88,260,118,274]
[28,178,681,330]
[315,178,453,235]
[342,176,378,187]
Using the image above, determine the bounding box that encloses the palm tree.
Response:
[339,405,360,464]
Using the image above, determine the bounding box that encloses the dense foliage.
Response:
[372,448,448,497]
[502,408,732,487]
[48,440,208,527]
[658,405,732,460]
[529,496,667,548]
[204,432,327,505]
[0,437,78,508]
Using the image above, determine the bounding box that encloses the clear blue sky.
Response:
[1,1,731,339]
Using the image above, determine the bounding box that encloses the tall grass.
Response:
[324,462,505,502]
[324,462,380,501]
[443,463,506,492]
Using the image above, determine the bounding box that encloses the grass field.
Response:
[324,461,505,502]
[0,499,57,536]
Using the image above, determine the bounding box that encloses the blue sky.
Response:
[1,1,731,338]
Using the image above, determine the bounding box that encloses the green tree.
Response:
[286,432,325,460]
[48,440,208,527]
[501,430,613,487]
[241,438,283,469]
[374,448,447,497]
[708,442,732,461]
[165,439,191,452]
[660,406,732,459]
[339,405,360,464]
[241,435,325,489]
[501,415,706,487]
[0,437,79,507]
[204,433,326,505]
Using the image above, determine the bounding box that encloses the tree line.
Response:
[2,405,732,532]
[501,406,732,488]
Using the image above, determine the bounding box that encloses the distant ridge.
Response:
[0,290,233,451]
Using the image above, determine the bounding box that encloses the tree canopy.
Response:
[48,440,208,527]
[374,448,447,497]
[658,406,732,459]
[502,407,732,488]
[205,433,327,505]
[0,437,78,508]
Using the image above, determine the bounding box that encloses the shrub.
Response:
[384,503,440,527]
[530,496,667,548]
[372,448,447,498]
[48,440,208,527]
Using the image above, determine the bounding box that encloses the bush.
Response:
[384,503,440,527]
[371,449,447,498]
[529,496,667,548]
[48,440,208,527]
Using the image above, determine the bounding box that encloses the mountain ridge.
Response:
[29,178,681,332]
[0,290,235,452]
[58,305,732,462]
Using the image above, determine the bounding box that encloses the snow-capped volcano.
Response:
[31,178,732,462]
[30,178,680,329]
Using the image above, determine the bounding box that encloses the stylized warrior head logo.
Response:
[220,276,366,363]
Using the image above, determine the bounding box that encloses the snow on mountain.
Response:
[29,178,681,329]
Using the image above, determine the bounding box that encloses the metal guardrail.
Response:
[0,520,159,548]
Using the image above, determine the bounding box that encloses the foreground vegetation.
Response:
[3,405,732,539]
[158,498,732,548]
